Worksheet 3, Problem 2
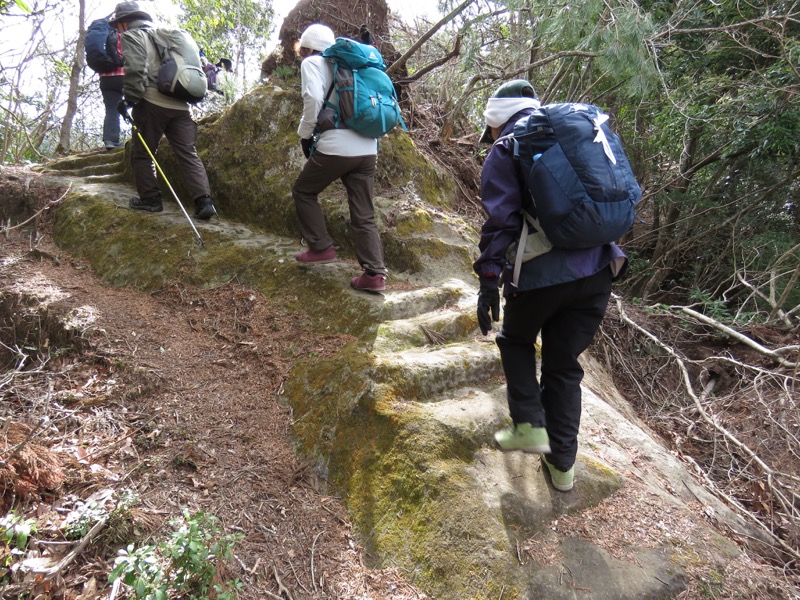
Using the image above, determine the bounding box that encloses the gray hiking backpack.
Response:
[148,29,207,103]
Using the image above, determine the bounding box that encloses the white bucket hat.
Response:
[298,24,335,52]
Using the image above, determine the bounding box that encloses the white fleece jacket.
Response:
[297,54,377,157]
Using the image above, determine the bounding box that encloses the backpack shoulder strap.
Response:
[145,28,166,60]
[323,61,337,105]
[492,133,535,212]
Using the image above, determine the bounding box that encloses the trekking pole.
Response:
[119,109,205,247]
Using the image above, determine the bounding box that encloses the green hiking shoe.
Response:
[494,423,551,453]
[542,455,574,492]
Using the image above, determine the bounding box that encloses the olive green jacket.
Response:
[119,20,188,111]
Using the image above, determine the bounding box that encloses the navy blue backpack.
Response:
[500,102,641,249]
[85,18,123,73]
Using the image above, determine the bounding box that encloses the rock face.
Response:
[260,0,396,79]
[34,85,769,598]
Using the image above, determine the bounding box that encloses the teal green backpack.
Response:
[317,37,407,139]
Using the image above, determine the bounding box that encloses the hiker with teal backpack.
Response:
[475,80,637,492]
[291,23,403,293]
[110,1,216,220]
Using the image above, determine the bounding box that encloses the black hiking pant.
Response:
[130,100,211,203]
[496,267,612,472]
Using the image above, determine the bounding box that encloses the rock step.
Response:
[374,342,502,400]
[374,308,476,352]
[82,173,128,184]
[414,385,508,448]
[37,162,122,178]
[33,150,123,175]
[378,278,474,321]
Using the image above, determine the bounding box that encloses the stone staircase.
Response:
[34,146,128,182]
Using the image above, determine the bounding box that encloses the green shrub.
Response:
[110,509,243,600]
[0,512,37,580]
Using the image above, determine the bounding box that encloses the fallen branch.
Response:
[680,306,798,368]
[36,515,109,580]
[271,564,295,600]
[421,325,446,346]
[310,530,323,592]
[1,183,71,234]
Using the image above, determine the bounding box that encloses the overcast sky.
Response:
[0,0,441,117]
[3,0,440,50]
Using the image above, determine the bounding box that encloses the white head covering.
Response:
[484,97,541,129]
[299,24,335,52]
[479,79,540,143]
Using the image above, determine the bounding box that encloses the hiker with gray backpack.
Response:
[109,1,216,220]
[474,79,638,492]
[291,23,404,293]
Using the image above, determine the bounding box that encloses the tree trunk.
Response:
[633,120,702,299]
[56,0,86,155]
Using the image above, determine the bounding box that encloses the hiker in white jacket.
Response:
[291,23,387,293]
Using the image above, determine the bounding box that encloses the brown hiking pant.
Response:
[130,100,211,202]
[291,152,385,274]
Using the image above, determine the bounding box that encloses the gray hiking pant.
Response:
[130,100,211,202]
[291,152,385,274]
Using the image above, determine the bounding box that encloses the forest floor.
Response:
[1,163,799,599]
[0,166,427,599]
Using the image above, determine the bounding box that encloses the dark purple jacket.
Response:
[473,108,627,294]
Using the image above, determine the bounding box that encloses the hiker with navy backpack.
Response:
[109,1,216,220]
[85,15,125,150]
[475,80,637,492]
[291,23,388,293]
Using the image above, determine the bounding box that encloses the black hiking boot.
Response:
[129,196,163,213]
[193,196,215,220]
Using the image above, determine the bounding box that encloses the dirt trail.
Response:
[1,212,425,598]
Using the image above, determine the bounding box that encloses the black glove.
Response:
[117,99,134,120]
[477,276,500,335]
[300,138,313,159]
[360,25,374,45]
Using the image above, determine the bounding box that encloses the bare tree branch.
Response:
[386,0,475,77]
[679,307,798,368]
[395,36,462,85]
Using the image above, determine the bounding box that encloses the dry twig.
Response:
[271,564,295,600]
